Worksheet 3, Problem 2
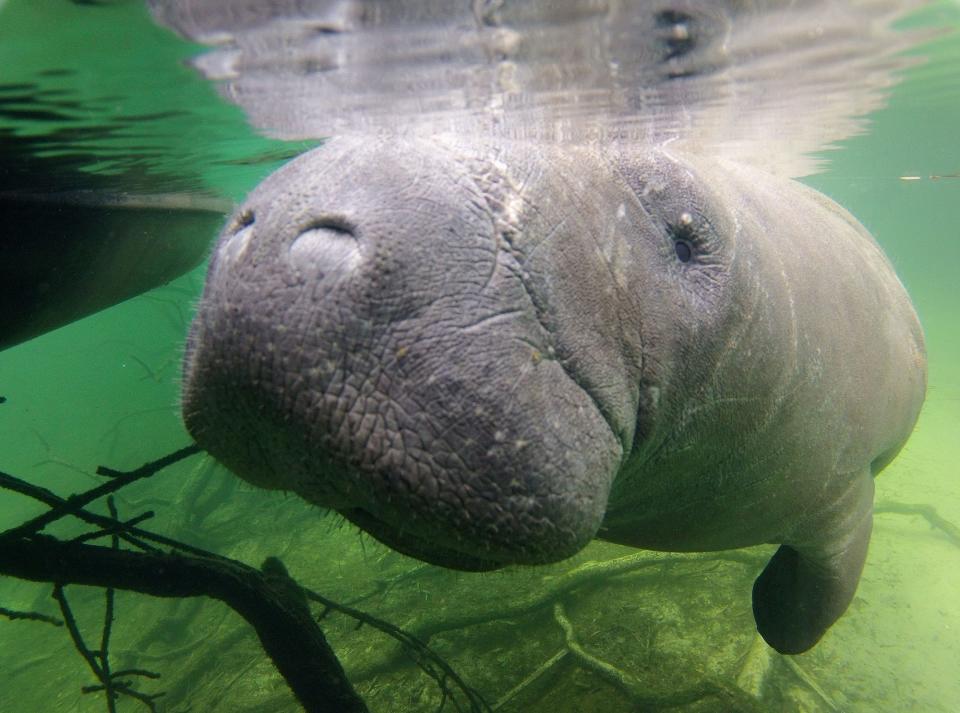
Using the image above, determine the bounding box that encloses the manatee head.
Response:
[181,134,736,570]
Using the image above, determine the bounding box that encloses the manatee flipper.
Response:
[752,469,875,654]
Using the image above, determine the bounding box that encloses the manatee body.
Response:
[182,134,926,654]
[1,192,227,352]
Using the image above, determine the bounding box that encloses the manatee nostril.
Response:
[229,209,255,235]
[301,216,356,238]
[217,209,256,266]
[288,216,361,275]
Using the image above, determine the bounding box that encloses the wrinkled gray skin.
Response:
[182,134,926,654]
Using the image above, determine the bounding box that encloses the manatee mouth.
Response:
[342,508,501,572]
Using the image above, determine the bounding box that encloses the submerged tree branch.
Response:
[552,601,765,712]
[305,588,492,713]
[0,535,368,713]
[875,500,960,547]
[0,445,369,712]
[0,444,202,540]
[0,605,62,627]
[1,444,497,712]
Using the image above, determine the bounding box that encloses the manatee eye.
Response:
[670,211,699,263]
[656,9,695,62]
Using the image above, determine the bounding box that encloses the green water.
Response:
[1,2,958,712]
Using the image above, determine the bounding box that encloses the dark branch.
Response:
[109,669,161,680]
[0,444,201,540]
[0,445,480,711]
[98,497,120,711]
[52,584,112,712]
[95,444,202,480]
[0,455,233,562]
[0,536,368,713]
[0,605,63,627]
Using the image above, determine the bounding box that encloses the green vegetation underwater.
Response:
[1,1,959,711]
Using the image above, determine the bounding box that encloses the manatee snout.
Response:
[182,137,623,569]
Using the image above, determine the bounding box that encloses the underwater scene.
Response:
[1,1,959,711]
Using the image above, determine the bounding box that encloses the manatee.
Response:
[0,6,232,352]
[165,1,929,654]
[1,191,228,351]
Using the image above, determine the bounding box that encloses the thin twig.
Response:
[71,512,157,546]
[552,601,765,712]
[491,648,568,711]
[303,587,492,713]
[98,497,120,711]
[0,469,162,554]
[0,606,63,627]
[781,657,841,712]
[0,449,230,561]
[52,584,112,711]
[109,669,162,680]
[95,444,203,480]
[1,444,201,539]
